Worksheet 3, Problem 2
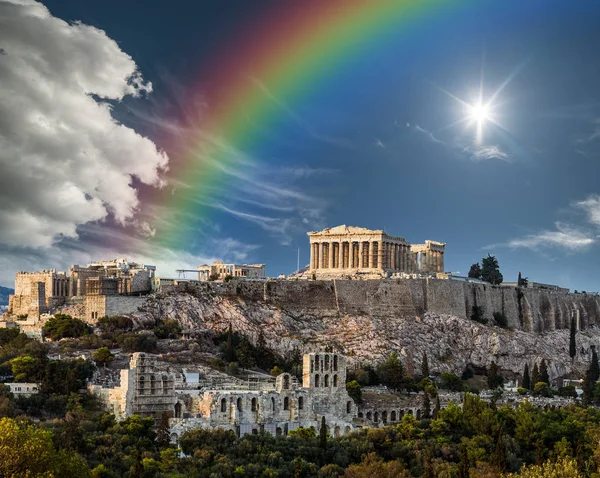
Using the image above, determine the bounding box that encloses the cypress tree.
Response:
[319,416,327,450]
[458,443,469,478]
[434,393,441,419]
[569,316,577,360]
[225,324,236,363]
[591,346,600,383]
[487,361,502,389]
[421,351,430,379]
[582,368,594,406]
[539,359,550,384]
[517,272,522,287]
[522,364,531,390]
[491,431,507,472]
[531,362,540,389]
[422,388,431,419]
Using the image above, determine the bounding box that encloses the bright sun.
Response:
[470,102,490,122]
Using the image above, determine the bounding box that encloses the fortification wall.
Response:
[178,279,600,333]
[84,295,148,323]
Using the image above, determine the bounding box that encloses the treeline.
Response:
[3,395,600,476]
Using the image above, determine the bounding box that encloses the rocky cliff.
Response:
[138,279,600,381]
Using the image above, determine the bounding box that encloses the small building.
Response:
[197,261,266,281]
[501,281,569,293]
[3,383,39,397]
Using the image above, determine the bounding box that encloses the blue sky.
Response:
[1,0,600,292]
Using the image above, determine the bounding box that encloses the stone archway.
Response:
[174,402,182,418]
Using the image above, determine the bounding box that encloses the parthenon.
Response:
[307,225,444,276]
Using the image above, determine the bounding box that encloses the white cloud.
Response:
[504,222,595,251]
[463,144,511,162]
[414,125,445,145]
[0,0,168,248]
[574,195,600,226]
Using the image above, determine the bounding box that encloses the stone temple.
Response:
[308,225,445,277]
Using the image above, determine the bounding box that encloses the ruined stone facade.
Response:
[307,225,444,277]
[8,259,154,319]
[197,261,266,281]
[91,352,357,440]
[8,270,69,317]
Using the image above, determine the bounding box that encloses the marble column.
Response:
[359,241,364,268]
[317,243,323,269]
[377,241,384,269]
[328,242,334,269]
[368,241,374,268]
[338,241,344,269]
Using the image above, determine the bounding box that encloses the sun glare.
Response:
[470,102,490,122]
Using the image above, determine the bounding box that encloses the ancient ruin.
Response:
[196,261,266,281]
[307,225,444,277]
[7,258,154,320]
[90,351,357,439]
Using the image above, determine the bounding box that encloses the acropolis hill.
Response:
[3,226,599,383]
[138,278,600,382]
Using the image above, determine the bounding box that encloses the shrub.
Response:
[440,372,465,392]
[461,367,474,380]
[557,385,577,398]
[346,380,362,404]
[517,387,528,395]
[210,358,226,371]
[532,382,552,397]
[44,315,91,341]
[493,311,508,328]
[97,315,133,333]
[117,333,157,353]
[470,306,487,324]
[270,365,284,377]
[153,319,182,339]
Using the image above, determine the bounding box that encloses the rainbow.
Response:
[157,0,470,248]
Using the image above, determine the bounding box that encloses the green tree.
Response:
[531,362,540,389]
[422,388,431,419]
[156,412,171,448]
[319,416,327,450]
[346,380,362,404]
[583,368,594,406]
[270,365,284,377]
[434,393,441,419]
[591,346,600,382]
[421,351,430,379]
[533,382,551,397]
[0,417,89,477]
[569,316,577,360]
[93,346,115,367]
[11,355,40,382]
[491,431,507,472]
[487,361,503,389]
[504,457,580,478]
[225,324,236,363]
[481,254,503,285]
[523,363,531,390]
[440,372,465,392]
[539,359,550,385]
[343,452,409,478]
[493,311,508,328]
[468,263,482,279]
[376,352,404,391]
[44,314,91,341]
